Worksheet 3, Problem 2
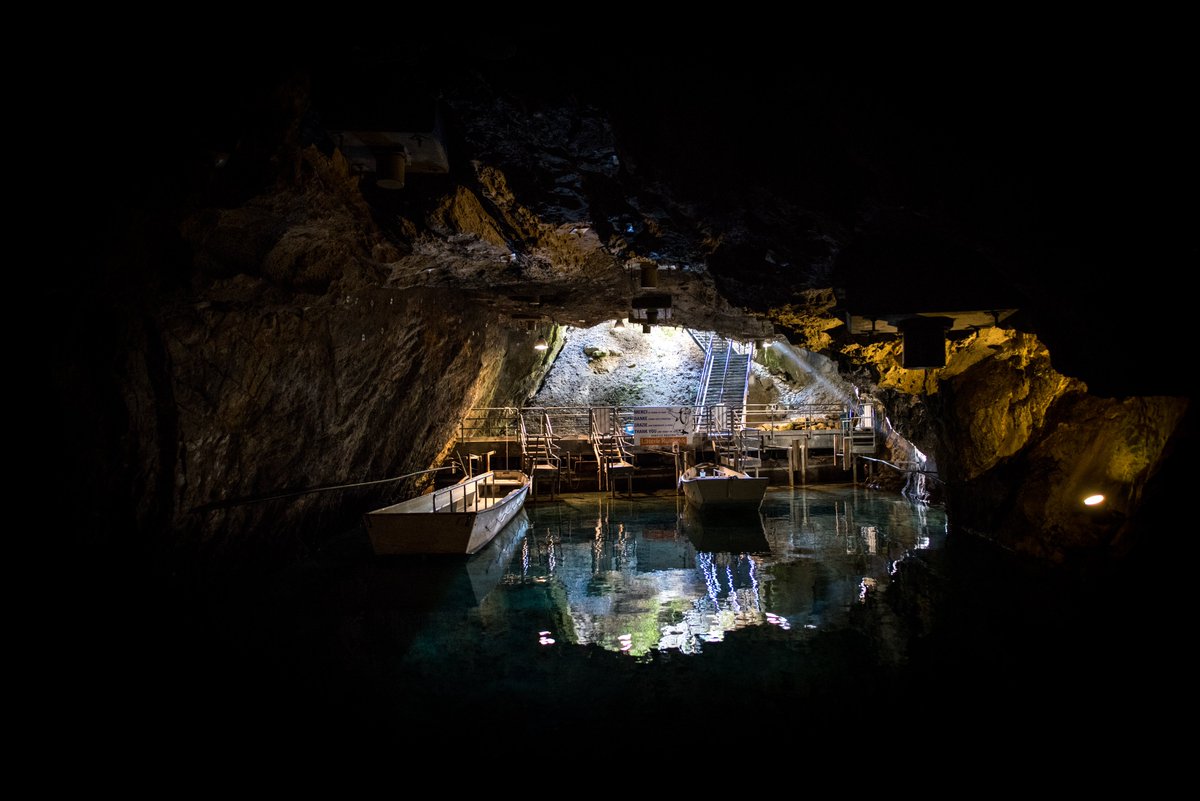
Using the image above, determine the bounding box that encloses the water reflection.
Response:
[471,485,946,660]
[100,480,1170,764]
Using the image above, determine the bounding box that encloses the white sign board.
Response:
[632,406,694,445]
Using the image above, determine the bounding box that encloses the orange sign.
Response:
[639,436,687,446]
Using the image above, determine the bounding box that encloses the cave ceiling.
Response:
[88,29,1195,399]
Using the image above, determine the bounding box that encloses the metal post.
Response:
[801,436,808,486]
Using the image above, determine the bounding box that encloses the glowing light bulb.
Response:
[1083,494,1105,506]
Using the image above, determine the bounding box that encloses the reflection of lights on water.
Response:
[592,518,605,570]
[764,612,791,631]
[862,525,878,555]
[748,557,761,612]
[678,552,777,651]
[916,536,931,550]
[699,553,722,607]
[507,484,949,661]
[658,623,698,654]
[726,565,740,613]
[538,630,556,646]
[858,577,877,601]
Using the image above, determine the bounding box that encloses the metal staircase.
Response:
[519,411,563,498]
[689,332,758,469]
[589,407,635,495]
[694,334,753,409]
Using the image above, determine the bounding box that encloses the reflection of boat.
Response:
[679,504,770,554]
[678,462,769,510]
[463,508,528,603]
[329,509,530,616]
[365,470,531,555]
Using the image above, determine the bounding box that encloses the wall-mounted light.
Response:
[533,336,549,351]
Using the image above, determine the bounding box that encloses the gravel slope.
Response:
[532,323,854,409]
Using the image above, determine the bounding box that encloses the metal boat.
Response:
[365,470,531,555]
[677,462,769,510]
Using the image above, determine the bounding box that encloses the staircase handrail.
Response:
[694,334,717,407]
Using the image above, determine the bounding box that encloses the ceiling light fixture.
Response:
[630,293,672,325]
[533,336,548,351]
[639,262,658,288]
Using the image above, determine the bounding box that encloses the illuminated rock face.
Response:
[57,41,1191,575]
[863,329,1189,564]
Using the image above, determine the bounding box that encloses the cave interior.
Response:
[39,28,1198,767]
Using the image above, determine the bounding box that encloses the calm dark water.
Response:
[75,483,1184,770]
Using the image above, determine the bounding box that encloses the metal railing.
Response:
[458,402,876,441]
[431,470,499,513]
[692,333,756,408]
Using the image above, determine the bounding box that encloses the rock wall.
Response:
[855,327,1189,566]
[56,146,563,583]
[52,47,1191,588]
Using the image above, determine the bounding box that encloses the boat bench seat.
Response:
[447,496,497,512]
[491,478,525,488]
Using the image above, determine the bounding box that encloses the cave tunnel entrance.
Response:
[449,321,931,497]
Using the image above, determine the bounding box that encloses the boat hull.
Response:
[678,463,769,510]
[365,472,531,555]
[679,505,770,554]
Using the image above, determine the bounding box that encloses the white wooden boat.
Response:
[678,462,769,510]
[365,470,531,555]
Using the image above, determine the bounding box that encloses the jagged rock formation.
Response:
[51,34,1193,588]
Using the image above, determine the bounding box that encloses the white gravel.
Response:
[532,323,853,409]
